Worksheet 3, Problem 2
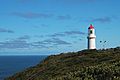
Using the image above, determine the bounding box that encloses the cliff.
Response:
[5,47,120,80]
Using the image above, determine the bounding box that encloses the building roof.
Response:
[88,24,94,29]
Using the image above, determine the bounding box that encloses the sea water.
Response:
[0,55,47,80]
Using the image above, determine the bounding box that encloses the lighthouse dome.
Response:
[88,24,94,29]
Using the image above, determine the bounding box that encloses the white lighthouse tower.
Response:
[87,24,96,49]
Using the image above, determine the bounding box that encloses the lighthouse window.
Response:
[90,30,92,34]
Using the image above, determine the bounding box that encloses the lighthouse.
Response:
[87,24,96,49]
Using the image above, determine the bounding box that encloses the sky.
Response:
[0,0,120,55]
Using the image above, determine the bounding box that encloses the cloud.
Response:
[31,42,49,49]
[0,28,14,33]
[0,29,85,50]
[11,12,53,19]
[32,24,48,28]
[64,31,86,35]
[90,17,112,23]
[57,15,72,20]
[49,31,86,37]
[33,38,71,46]
[17,35,31,40]
[0,37,71,50]
[0,39,49,50]
[79,39,82,41]
[34,35,44,38]
[0,40,30,49]
[0,35,31,50]
[41,24,48,27]
[49,33,66,37]
[48,38,71,45]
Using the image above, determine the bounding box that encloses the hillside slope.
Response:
[5,47,120,80]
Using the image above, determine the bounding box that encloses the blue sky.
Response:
[0,0,120,55]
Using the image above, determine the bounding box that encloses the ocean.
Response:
[0,55,47,80]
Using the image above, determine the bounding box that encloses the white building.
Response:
[87,24,96,49]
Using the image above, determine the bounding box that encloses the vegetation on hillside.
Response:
[5,47,120,80]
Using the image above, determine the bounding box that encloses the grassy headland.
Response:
[5,47,120,80]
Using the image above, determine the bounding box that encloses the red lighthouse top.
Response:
[88,24,94,29]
